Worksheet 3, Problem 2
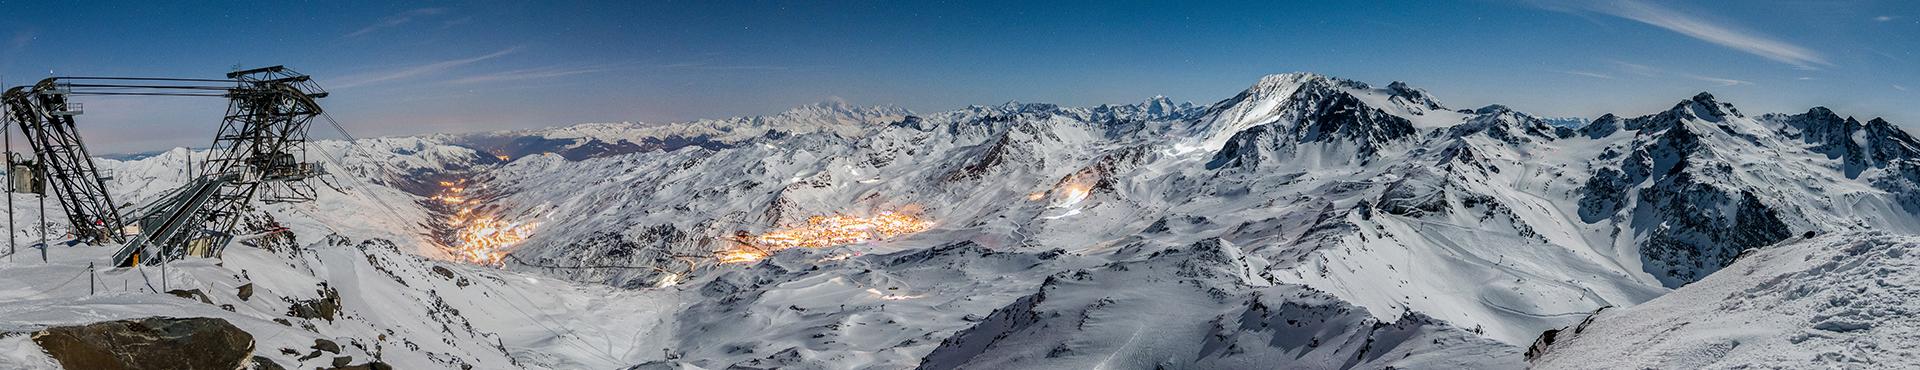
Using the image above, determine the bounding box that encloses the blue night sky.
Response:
[1,0,1915,152]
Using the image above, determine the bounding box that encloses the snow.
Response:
[1533,232,1920,368]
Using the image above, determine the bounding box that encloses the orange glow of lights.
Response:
[754,212,934,250]
[1052,179,1094,207]
[714,249,769,264]
[716,211,933,264]
[1064,185,1090,199]
[655,273,682,287]
[435,178,536,265]
[451,217,538,265]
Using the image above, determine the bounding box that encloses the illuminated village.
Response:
[434,179,538,265]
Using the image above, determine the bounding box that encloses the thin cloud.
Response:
[1605,60,1750,87]
[1609,60,1660,77]
[1875,16,1897,22]
[450,64,622,84]
[1539,0,1831,69]
[347,8,448,38]
[1898,84,1911,92]
[1560,70,1616,79]
[333,47,521,88]
[1681,74,1750,87]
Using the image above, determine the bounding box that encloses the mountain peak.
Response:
[1474,104,1516,115]
[1664,91,1741,122]
[1136,95,1185,116]
[767,99,911,127]
[1806,106,1837,118]
[1690,92,1717,103]
[786,98,901,114]
[1580,113,1625,138]
[1387,81,1447,111]
[1255,72,1330,85]
[1247,72,1371,93]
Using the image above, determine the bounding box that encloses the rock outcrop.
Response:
[31,317,255,370]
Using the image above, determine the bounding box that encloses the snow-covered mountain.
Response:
[5,72,1920,369]
[1530,231,1919,368]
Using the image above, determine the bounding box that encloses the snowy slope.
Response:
[917,239,1522,369]
[1531,232,1920,368]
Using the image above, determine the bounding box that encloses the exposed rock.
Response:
[1525,328,1560,362]
[430,265,455,279]
[248,355,286,370]
[166,289,214,305]
[237,283,254,301]
[312,338,341,353]
[288,285,343,321]
[1525,306,1610,362]
[324,361,394,370]
[31,317,254,370]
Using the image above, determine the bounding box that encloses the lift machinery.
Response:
[1,66,328,267]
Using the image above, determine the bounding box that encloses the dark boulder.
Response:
[312,338,341,353]
[31,317,254,370]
